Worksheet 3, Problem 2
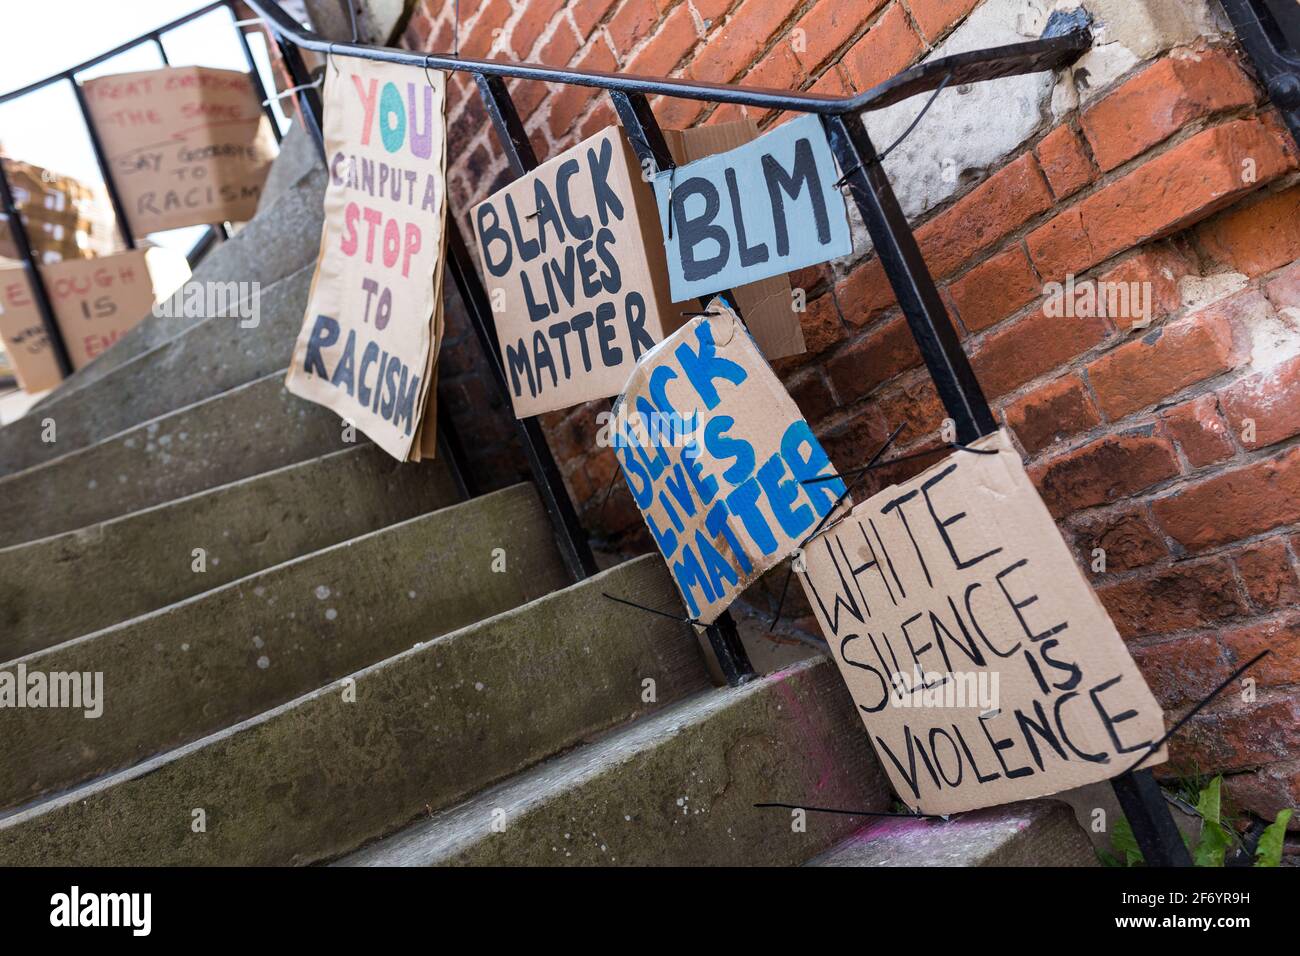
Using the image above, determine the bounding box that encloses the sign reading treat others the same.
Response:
[82,66,277,234]
[796,430,1167,816]
[472,127,682,418]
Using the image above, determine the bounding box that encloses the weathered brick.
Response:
[1094,242,1197,331]
[1267,260,1300,311]
[946,245,1041,333]
[826,316,921,403]
[510,0,566,57]
[873,372,948,444]
[842,3,922,91]
[1178,699,1300,774]
[907,0,980,43]
[1223,760,1300,830]
[1152,445,1300,551]
[1196,185,1300,277]
[1131,635,1231,708]
[461,0,512,59]
[788,369,837,423]
[790,0,884,74]
[572,0,618,39]
[1233,539,1300,611]
[1035,123,1097,200]
[1087,310,1241,419]
[541,21,582,64]
[1097,557,1248,639]
[799,293,847,355]
[547,39,617,138]
[627,1,697,73]
[606,0,660,57]
[1031,430,1181,517]
[1004,374,1101,455]
[917,153,1054,279]
[833,257,895,326]
[820,404,891,476]
[1159,393,1235,467]
[1080,48,1258,172]
[1027,120,1295,281]
[1220,353,1300,451]
[1069,505,1169,573]
[972,306,1109,399]
[743,38,807,124]
[689,0,790,84]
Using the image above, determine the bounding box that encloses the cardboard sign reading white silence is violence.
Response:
[473,127,682,418]
[286,56,448,462]
[652,113,852,303]
[613,301,845,624]
[81,66,276,234]
[796,430,1166,816]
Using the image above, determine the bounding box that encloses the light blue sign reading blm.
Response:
[652,113,852,303]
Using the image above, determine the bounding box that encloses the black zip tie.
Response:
[800,440,999,487]
[832,164,861,189]
[598,464,621,520]
[681,309,721,317]
[602,592,699,626]
[526,210,539,219]
[876,70,954,166]
[753,802,944,821]
[769,422,906,631]
[1126,649,1270,775]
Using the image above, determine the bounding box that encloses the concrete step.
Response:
[340,657,890,867]
[0,265,314,477]
[28,159,326,410]
[0,556,710,865]
[0,444,458,659]
[807,801,1098,867]
[0,370,349,548]
[0,482,563,812]
[257,121,321,212]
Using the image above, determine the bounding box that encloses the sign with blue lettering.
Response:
[612,300,847,624]
[651,113,852,302]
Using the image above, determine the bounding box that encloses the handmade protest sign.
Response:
[662,120,804,361]
[612,300,846,624]
[81,66,276,234]
[285,56,448,462]
[796,430,1167,816]
[652,113,851,303]
[0,247,189,392]
[472,127,681,418]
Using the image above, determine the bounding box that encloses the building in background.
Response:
[0,152,116,264]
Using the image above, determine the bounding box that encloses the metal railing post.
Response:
[70,79,136,251]
[0,159,74,378]
[470,70,598,581]
[609,89,756,686]
[228,2,285,143]
[821,106,1190,866]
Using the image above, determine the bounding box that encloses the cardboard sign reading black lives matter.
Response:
[286,56,448,462]
[473,127,681,418]
[614,301,845,624]
[797,431,1166,816]
[652,113,852,303]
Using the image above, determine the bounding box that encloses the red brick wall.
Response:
[406,0,1300,826]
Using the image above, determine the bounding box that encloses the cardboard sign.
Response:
[285,57,448,462]
[472,127,682,418]
[663,121,805,361]
[613,300,846,624]
[652,113,851,303]
[796,430,1167,816]
[81,66,277,234]
[0,247,190,393]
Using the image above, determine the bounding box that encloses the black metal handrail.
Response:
[3,0,1195,867]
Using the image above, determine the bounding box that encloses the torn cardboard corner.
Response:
[472,126,684,419]
[796,429,1168,817]
[663,120,805,362]
[285,56,449,462]
[81,66,277,235]
[0,246,190,393]
[612,298,846,624]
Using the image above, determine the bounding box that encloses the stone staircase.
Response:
[0,122,1096,867]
